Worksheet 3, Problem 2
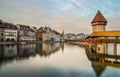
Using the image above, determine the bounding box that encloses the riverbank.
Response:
[65,41,87,48]
[0,41,65,45]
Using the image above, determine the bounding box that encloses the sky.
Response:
[0,0,120,34]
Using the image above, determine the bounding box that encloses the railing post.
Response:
[105,37,108,54]
[106,43,108,54]
[113,36,118,56]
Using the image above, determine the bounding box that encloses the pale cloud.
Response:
[107,19,120,31]
[0,0,120,34]
[60,4,72,12]
[68,0,82,8]
[48,16,92,34]
[0,0,56,27]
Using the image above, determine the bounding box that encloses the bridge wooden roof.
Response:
[89,30,120,37]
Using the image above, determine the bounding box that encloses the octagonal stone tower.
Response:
[91,11,107,32]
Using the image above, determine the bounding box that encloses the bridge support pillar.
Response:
[106,43,108,54]
[114,43,117,56]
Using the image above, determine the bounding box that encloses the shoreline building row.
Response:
[0,19,64,43]
[37,27,64,42]
[0,20,18,42]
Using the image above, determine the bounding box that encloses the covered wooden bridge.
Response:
[86,30,120,43]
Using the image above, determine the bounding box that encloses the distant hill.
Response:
[64,33,88,40]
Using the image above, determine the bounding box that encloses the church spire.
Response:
[62,29,64,36]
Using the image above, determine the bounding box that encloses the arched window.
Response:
[1,33,4,36]
[6,38,10,42]
[1,38,4,42]
[11,38,15,42]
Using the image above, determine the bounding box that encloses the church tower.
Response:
[91,11,107,32]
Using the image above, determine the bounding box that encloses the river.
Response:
[0,43,120,77]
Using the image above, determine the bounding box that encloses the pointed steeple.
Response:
[91,10,107,24]
[62,29,64,35]
[92,63,106,77]
[91,11,107,32]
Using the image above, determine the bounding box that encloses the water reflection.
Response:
[36,43,64,57]
[87,43,120,65]
[0,44,17,60]
[87,42,120,77]
[91,62,106,77]
[0,43,64,61]
[18,44,36,59]
[0,42,120,77]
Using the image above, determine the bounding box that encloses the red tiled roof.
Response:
[4,22,18,29]
[38,27,45,33]
[91,11,107,23]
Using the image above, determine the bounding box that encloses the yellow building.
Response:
[37,27,45,41]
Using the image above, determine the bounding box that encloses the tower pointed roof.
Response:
[91,11,107,23]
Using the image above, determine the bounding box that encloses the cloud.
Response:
[0,0,57,26]
[60,4,72,12]
[0,0,120,33]
[67,0,91,9]
[48,16,92,34]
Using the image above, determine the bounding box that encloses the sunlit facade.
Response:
[0,20,18,42]
[17,24,36,42]
[37,27,62,42]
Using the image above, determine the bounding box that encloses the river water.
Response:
[0,43,120,77]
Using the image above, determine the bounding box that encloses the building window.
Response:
[1,38,4,42]
[11,38,15,42]
[1,33,4,36]
[6,38,10,42]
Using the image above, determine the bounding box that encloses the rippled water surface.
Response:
[0,43,120,77]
